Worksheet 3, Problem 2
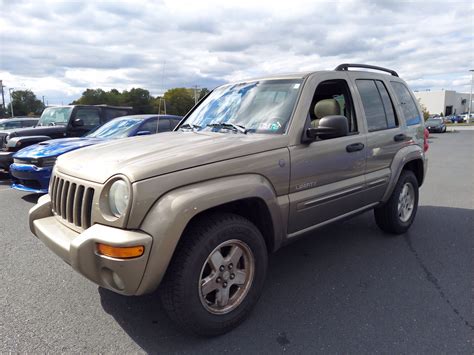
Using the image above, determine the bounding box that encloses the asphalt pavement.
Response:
[1,131,473,353]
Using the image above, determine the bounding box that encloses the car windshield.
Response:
[181,79,302,134]
[87,116,143,138]
[37,107,72,126]
[426,119,442,124]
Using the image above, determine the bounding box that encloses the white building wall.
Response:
[414,90,471,116]
[414,91,446,116]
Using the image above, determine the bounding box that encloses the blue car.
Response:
[10,114,182,193]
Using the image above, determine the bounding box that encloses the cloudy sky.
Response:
[0,0,473,105]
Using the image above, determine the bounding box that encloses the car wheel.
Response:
[160,213,268,336]
[374,170,419,234]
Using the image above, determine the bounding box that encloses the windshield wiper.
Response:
[179,123,201,131]
[207,122,248,134]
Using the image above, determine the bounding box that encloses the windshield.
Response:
[426,119,442,124]
[87,116,143,138]
[181,79,302,134]
[37,107,72,126]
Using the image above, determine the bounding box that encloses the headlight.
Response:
[5,135,10,143]
[108,179,130,217]
[39,157,57,167]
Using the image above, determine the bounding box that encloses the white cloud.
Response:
[0,0,473,106]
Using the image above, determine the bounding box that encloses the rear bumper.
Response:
[10,163,51,193]
[0,151,13,171]
[29,195,153,295]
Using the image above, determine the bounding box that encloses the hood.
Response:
[0,127,33,136]
[57,131,288,183]
[14,137,104,159]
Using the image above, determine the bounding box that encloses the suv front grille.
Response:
[50,175,95,229]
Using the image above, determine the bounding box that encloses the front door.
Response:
[68,107,101,137]
[288,73,368,235]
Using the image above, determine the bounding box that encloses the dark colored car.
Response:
[0,105,133,172]
[447,115,463,123]
[10,114,182,193]
[0,117,39,130]
[425,117,446,133]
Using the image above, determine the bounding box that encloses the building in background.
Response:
[414,90,471,116]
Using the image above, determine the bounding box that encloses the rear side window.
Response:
[390,81,421,126]
[356,79,398,132]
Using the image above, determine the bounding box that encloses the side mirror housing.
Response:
[306,115,349,140]
[136,130,151,136]
[72,118,84,127]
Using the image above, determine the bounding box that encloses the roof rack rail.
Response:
[335,63,399,77]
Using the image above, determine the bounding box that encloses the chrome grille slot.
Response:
[50,173,95,230]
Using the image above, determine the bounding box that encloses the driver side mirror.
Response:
[136,130,151,136]
[72,118,84,127]
[306,115,349,140]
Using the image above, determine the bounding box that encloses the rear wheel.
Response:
[160,213,268,336]
[374,170,419,234]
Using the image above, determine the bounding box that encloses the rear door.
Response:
[288,72,368,235]
[349,73,406,201]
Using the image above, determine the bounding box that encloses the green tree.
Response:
[163,88,195,116]
[417,98,430,121]
[73,89,108,105]
[121,88,153,114]
[7,90,45,116]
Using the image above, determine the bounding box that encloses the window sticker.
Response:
[293,83,300,89]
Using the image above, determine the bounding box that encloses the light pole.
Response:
[8,88,14,117]
[468,70,474,124]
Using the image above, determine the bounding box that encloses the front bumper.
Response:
[29,195,153,295]
[0,151,14,172]
[10,163,52,193]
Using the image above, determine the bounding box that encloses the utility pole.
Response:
[0,80,5,113]
[193,85,200,105]
[468,69,474,124]
[42,95,45,106]
[8,88,14,117]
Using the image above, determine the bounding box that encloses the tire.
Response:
[374,170,419,234]
[160,212,268,336]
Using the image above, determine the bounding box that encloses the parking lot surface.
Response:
[1,131,473,353]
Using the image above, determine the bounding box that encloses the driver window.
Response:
[75,108,100,129]
[309,79,357,134]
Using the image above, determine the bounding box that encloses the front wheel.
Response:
[374,170,419,234]
[160,213,268,336]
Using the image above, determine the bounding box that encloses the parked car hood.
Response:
[56,131,289,183]
[14,137,104,159]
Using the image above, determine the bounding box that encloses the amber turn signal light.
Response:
[96,243,144,259]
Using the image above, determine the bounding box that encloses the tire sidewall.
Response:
[392,171,419,230]
[177,217,268,334]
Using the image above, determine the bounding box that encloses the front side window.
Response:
[37,107,72,126]
[309,79,358,134]
[139,118,159,133]
[390,81,421,126]
[75,108,101,128]
[356,79,398,132]
[180,79,302,134]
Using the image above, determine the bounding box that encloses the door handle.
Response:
[346,143,365,152]
[394,133,410,142]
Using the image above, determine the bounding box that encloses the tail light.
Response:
[423,128,429,152]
